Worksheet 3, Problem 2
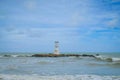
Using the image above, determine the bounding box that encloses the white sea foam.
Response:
[0,54,32,58]
[95,55,120,62]
[112,58,120,62]
[0,74,120,80]
[11,55,18,57]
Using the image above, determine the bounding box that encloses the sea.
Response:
[0,52,120,80]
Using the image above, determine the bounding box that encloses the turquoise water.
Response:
[0,52,120,80]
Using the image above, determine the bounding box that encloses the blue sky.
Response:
[0,0,120,52]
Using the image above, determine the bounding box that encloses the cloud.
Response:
[112,0,120,2]
[12,0,96,27]
[27,27,80,37]
[0,15,5,19]
[6,0,118,28]
[103,14,120,28]
[24,0,37,10]
[106,18,119,28]
[0,27,81,41]
[0,27,27,39]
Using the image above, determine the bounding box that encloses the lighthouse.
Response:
[54,41,60,54]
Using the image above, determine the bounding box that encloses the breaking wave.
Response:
[0,54,120,63]
[0,54,32,58]
[95,55,120,62]
[0,74,120,80]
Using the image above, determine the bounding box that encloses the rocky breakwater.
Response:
[32,54,96,58]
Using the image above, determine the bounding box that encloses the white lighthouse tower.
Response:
[54,41,60,54]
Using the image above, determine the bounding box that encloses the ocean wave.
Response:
[1,54,120,63]
[95,55,120,62]
[0,74,120,80]
[37,60,54,64]
[0,54,32,58]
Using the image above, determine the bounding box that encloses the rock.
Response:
[82,54,95,57]
[4,55,11,57]
[96,54,99,56]
[32,54,95,58]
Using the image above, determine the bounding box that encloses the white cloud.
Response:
[0,27,81,41]
[106,18,119,28]
[24,0,37,10]
[104,13,120,28]
[0,15,5,19]
[112,0,120,2]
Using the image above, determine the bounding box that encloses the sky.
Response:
[0,0,120,53]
